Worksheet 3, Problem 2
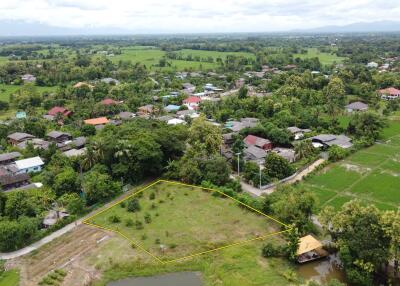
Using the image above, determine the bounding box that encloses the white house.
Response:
[167,118,186,125]
[366,62,378,68]
[15,156,44,174]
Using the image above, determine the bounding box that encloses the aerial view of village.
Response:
[0,1,399,286]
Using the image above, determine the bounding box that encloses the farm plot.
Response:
[85,180,287,263]
[299,124,400,211]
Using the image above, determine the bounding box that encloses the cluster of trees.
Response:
[320,201,400,285]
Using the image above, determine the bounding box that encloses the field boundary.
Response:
[83,179,291,264]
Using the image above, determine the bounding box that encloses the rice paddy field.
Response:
[107,46,255,70]
[293,48,346,65]
[298,120,400,211]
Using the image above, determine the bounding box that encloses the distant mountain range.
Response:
[0,20,129,37]
[294,21,400,33]
[0,20,400,37]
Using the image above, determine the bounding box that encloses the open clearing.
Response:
[298,121,400,211]
[293,48,346,65]
[106,46,254,70]
[86,180,287,263]
[0,269,19,286]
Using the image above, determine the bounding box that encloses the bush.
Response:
[108,215,121,223]
[144,213,152,224]
[125,218,133,227]
[127,198,141,212]
[262,243,281,257]
[135,220,144,230]
[328,145,350,162]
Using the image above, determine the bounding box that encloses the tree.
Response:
[294,139,316,160]
[328,145,349,162]
[347,111,386,141]
[325,77,346,116]
[322,201,391,285]
[57,193,85,215]
[187,115,222,156]
[127,198,141,212]
[53,167,80,196]
[264,152,294,180]
[83,171,121,205]
[203,156,231,186]
[238,86,248,99]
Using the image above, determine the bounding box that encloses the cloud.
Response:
[0,0,399,33]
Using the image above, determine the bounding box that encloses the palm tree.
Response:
[81,146,97,170]
[294,139,315,160]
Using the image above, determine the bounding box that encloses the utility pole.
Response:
[236,152,241,177]
[259,160,262,189]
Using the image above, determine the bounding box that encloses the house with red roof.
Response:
[183,96,202,110]
[244,135,273,150]
[48,106,72,118]
[101,98,121,105]
[379,87,400,100]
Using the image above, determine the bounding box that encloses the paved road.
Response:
[238,158,326,197]
[0,180,153,260]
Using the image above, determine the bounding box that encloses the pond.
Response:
[297,254,347,284]
[108,272,203,286]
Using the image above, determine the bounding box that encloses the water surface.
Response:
[108,271,203,286]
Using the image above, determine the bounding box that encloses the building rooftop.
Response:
[15,156,44,170]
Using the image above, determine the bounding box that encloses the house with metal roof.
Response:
[15,156,45,174]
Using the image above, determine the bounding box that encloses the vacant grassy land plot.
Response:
[293,48,346,65]
[0,84,58,103]
[87,180,285,263]
[176,49,255,60]
[0,270,20,286]
[300,124,400,211]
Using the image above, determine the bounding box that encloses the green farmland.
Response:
[0,270,19,286]
[299,120,400,211]
[293,48,346,65]
[107,46,254,70]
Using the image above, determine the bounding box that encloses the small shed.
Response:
[297,235,328,263]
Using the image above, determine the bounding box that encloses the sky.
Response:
[0,0,399,33]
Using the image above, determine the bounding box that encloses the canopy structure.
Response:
[297,235,323,256]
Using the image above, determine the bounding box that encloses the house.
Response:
[63,148,86,158]
[48,106,72,118]
[0,173,30,191]
[183,96,201,110]
[17,138,51,150]
[46,131,72,143]
[366,62,379,68]
[167,118,186,125]
[118,111,136,120]
[15,156,45,174]
[244,135,273,150]
[182,83,196,94]
[272,148,296,163]
[176,110,199,119]
[287,127,312,140]
[345,102,368,112]
[297,235,328,263]
[101,77,120,85]
[7,132,35,146]
[379,87,400,100]
[73,82,94,89]
[222,133,236,145]
[84,117,109,126]
[21,74,36,83]
[0,152,21,165]
[157,115,174,123]
[101,98,120,105]
[225,118,259,132]
[137,104,155,116]
[311,134,353,149]
[243,145,267,161]
[15,111,27,119]
[164,104,181,112]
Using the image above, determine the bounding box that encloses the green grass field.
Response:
[0,84,58,103]
[0,270,20,286]
[293,48,346,65]
[87,181,297,286]
[107,46,254,71]
[0,57,8,66]
[298,120,400,211]
[88,181,285,263]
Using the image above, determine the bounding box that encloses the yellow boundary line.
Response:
[83,179,291,264]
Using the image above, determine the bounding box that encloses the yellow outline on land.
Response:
[83,179,291,264]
